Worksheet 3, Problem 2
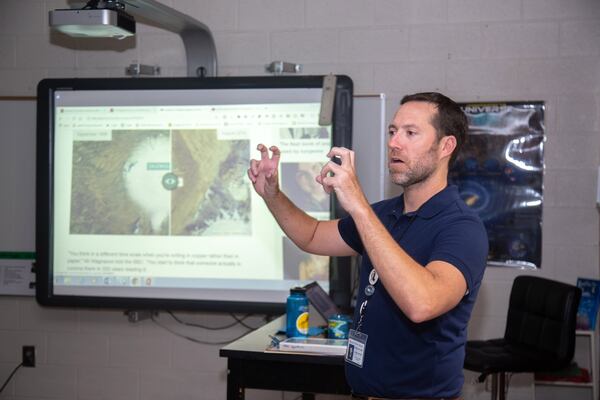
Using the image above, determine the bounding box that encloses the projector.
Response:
[49,8,136,39]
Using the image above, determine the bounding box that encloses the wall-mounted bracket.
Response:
[125,63,161,76]
[266,61,302,75]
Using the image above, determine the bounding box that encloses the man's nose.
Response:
[388,132,404,149]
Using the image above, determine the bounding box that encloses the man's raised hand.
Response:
[248,144,281,198]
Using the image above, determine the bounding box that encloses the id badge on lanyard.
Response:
[345,269,378,368]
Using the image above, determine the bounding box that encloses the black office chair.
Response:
[464,275,582,400]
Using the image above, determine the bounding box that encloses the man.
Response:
[248,92,488,399]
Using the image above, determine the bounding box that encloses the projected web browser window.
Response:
[51,88,331,301]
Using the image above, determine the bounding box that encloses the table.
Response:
[219,315,351,400]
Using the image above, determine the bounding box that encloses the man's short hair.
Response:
[400,92,468,165]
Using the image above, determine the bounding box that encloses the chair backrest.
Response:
[504,275,582,366]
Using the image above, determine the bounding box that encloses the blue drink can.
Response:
[286,287,309,337]
[328,314,352,339]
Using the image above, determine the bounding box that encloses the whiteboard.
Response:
[0,98,36,295]
[0,98,36,253]
[353,94,386,203]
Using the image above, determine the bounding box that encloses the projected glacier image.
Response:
[69,129,251,236]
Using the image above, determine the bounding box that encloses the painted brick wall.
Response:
[0,0,599,399]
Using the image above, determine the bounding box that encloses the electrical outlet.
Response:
[22,345,35,367]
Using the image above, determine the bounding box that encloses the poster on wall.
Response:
[450,102,545,269]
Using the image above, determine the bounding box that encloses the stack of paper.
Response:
[278,337,348,356]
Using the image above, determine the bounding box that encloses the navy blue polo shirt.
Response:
[339,185,488,398]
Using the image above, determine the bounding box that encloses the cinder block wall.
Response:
[0,0,599,399]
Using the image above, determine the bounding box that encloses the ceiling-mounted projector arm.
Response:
[51,0,217,77]
[119,0,217,77]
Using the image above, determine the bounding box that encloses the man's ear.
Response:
[440,135,457,159]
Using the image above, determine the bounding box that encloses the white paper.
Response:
[0,259,35,296]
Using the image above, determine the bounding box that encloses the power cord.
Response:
[166,310,259,330]
[151,313,255,345]
[0,363,23,394]
[229,313,261,330]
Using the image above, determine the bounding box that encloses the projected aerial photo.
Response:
[70,129,251,236]
[171,129,251,236]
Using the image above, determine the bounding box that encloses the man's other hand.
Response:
[316,147,369,215]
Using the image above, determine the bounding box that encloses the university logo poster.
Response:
[450,102,545,269]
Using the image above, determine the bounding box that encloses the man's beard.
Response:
[389,146,439,188]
